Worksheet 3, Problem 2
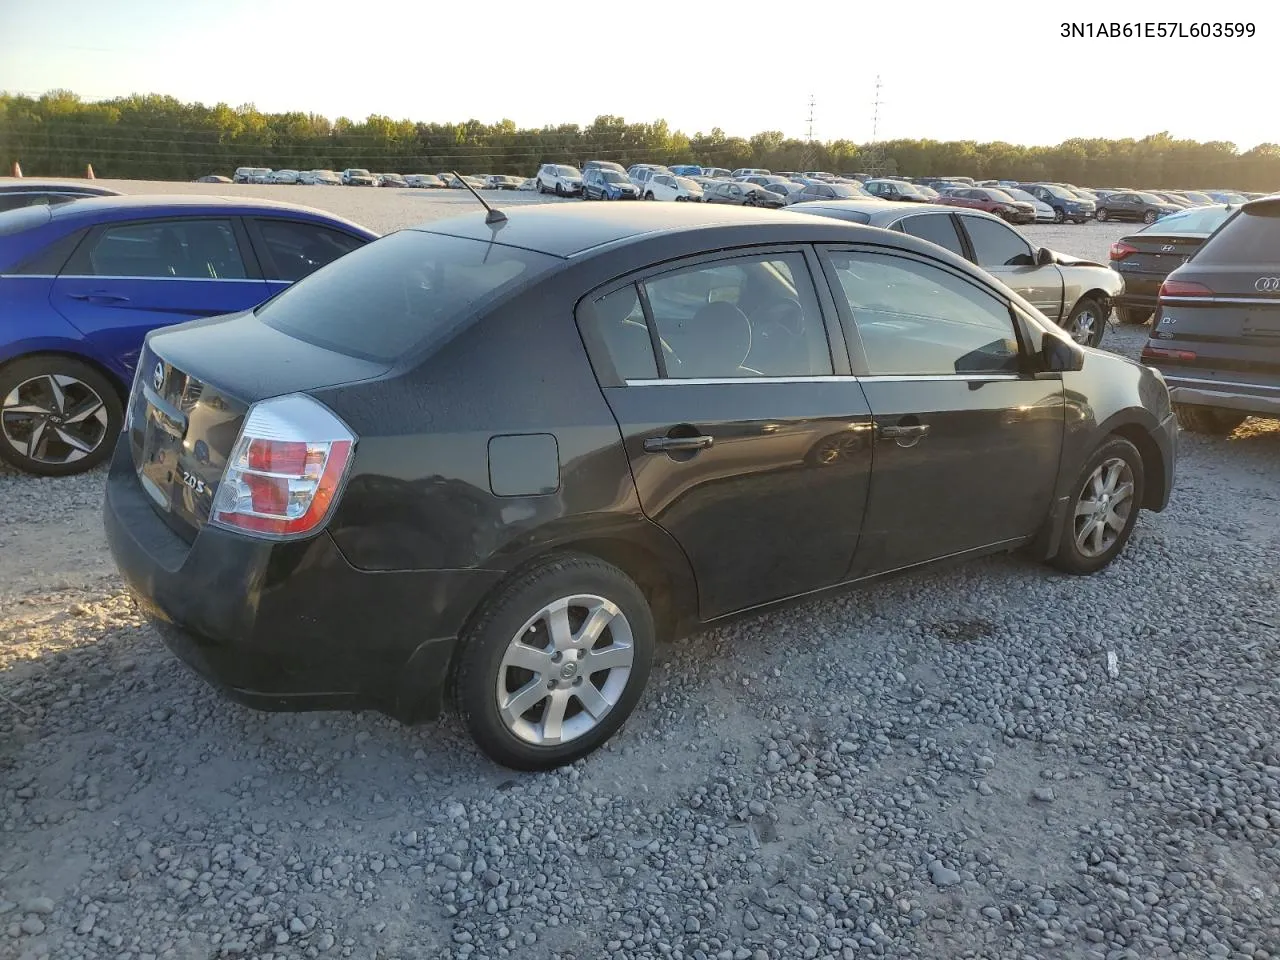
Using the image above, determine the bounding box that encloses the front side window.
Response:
[81,219,246,279]
[960,215,1034,267]
[253,219,366,282]
[257,230,560,364]
[824,250,1021,377]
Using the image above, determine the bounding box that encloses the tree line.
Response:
[3,90,1279,191]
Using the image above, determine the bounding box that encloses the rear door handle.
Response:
[643,435,714,453]
[877,424,930,439]
[68,292,130,303]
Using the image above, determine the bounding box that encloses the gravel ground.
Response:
[2,183,1279,960]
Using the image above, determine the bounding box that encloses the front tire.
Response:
[1052,206,1065,224]
[0,355,122,477]
[455,553,655,771]
[1065,297,1107,347]
[1143,210,1158,224]
[1096,208,1109,222]
[1174,405,1247,436]
[1050,436,1144,575]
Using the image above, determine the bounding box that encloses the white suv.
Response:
[536,164,584,196]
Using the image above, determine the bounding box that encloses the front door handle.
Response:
[644,435,714,453]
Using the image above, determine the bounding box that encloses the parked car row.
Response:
[225,167,533,191]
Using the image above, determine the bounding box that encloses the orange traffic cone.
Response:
[85,164,95,179]
[10,161,21,178]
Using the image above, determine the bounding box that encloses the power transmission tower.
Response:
[802,93,816,172]
[862,76,888,177]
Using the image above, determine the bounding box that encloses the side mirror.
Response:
[1041,333,1085,371]
[1036,246,1055,267]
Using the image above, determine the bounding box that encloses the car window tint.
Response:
[1194,207,1280,264]
[590,285,658,380]
[826,251,1020,377]
[640,254,831,379]
[961,216,1034,267]
[254,220,366,282]
[898,214,965,257]
[85,219,246,279]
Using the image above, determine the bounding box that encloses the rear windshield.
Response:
[1192,206,1280,265]
[1140,205,1233,235]
[256,230,561,364]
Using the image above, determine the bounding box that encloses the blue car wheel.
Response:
[0,354,123,476]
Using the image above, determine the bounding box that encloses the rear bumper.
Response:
[103,440,502,723]
[1165,376,1280,418]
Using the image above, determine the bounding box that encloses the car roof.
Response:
[43,194,377,235]
[0,179,121,195]
[410,201,987,270]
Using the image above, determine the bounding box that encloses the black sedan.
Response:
[104,203,1177,771]
[703,180,785,207]
[1108,203,1237,325]
[0,179,121,212]
[1095,191,1182,225]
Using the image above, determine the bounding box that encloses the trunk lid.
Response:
[127,310,389,542]
[1113,233,1206,278]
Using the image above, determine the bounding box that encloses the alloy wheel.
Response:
[1073,457,1135,558]
[1,374,110,465]
[495,594,635,746]
[1068,307,1098,345]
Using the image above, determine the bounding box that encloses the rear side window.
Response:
[898,214,965,257]
[251,219,366,282]
[961,216,1034,267]
[1193,208,1280,264]
[256,230,560,364]
[79,219,247,279]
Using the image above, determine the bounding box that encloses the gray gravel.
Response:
[3,186,1280,960]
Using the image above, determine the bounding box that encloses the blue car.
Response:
[0,195,377,476]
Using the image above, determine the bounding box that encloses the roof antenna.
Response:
[452,170,507,225]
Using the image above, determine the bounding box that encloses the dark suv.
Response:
[1141,194,1280,434]
[104,204,1176,771]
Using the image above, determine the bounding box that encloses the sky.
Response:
[0,0,1272,149]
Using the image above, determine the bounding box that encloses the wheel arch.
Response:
[0,346,131,403]
[1108,420,1166,511]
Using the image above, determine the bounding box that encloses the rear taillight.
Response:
[1141,345,1198,362]
[1109,241,1137,261]
[211,394,356,539]
[1159,279,1213,299]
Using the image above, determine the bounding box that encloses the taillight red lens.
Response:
[247,439,309,475]
[1159,280,1213,298]
[1109,241,1137,261]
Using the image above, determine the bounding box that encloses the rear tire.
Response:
[1174,405,1247,436]
[455,553,655,771]
[1050,436,1144,575]
[1117,307,1151,325]
[0,355,123,477]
